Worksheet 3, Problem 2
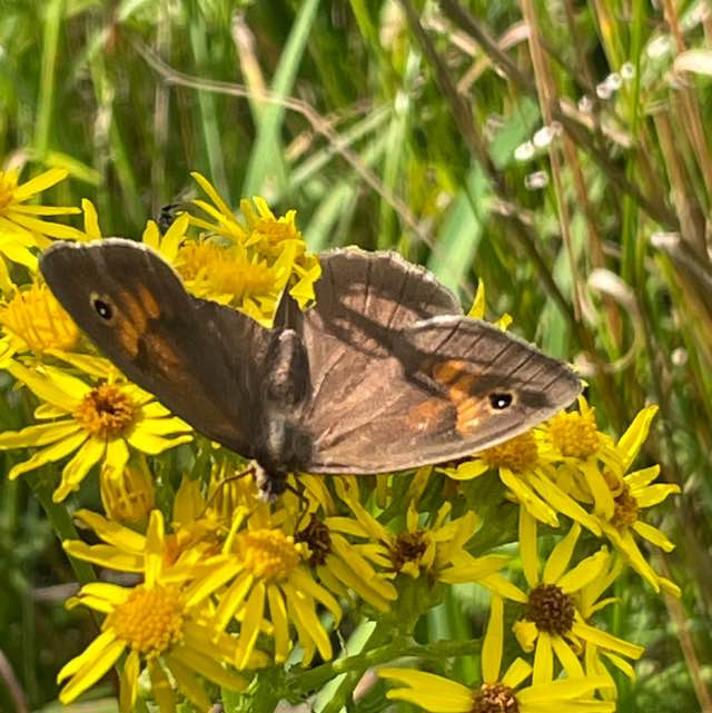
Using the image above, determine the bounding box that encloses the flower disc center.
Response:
[237,528,300,582]
[526,583,575,635]
[548,410,600,459]
[74,384,137,438]
[390,531,427,572]
[471,682,519,713]
[107,584,184,658]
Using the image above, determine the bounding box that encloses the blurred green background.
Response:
[1,0,711,710]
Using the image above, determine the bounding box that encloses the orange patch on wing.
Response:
[432,359,482,436]
[118,289,149,334]
[136,285,161,319]
[142,333,182,377]
[116,315,140,357]
[406,397,452,433]
[454,396,486,435]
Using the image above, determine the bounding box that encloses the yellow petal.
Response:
[147,658,177,713]
[0,420,80,448]
[63,541,143,572]
[441,460,491,481]
[634,484,681,509]
[501,469,558,527]
[127,430,192,454]
[58,636,124,704]
[501,657,532,689]
[144,510,165,586]
[557,548,608,594]
[519,509,540,588]
[118,650,140,713]
[235,580,266,669]
[617,405,658,470]
[513,619,538,652]
[81,199,102,239]
[482,595,503,683]
[631,521,675,552]
[543,523,581,584]
[379,668,473,712]
[518,674,614,704]
[532,632,553,684]
[551,636,584,677]
[572,621,645,659]
[54,437,105,501]
[169,646,247,691]
[13,168,68,201]
[267,584,291,663]
[284,583,332,661]
[8,431,88,480]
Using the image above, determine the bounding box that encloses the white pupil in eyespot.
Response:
[490,393,513,410]
[93,298,113,320]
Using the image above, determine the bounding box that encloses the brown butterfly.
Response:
[40,240,581,495]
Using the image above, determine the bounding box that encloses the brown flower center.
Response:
[74,384,137,438]
[389,531,427,572]
[294,514,333,567]
[471,682,519,713]
[526,583,575,635]
[611,484,639,528]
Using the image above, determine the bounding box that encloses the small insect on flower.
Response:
[0,361,192,501]
[59,511,258,711]
[380,596,616,713]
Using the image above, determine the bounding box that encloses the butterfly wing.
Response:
[289,250,580,473]
[40,238,271,457]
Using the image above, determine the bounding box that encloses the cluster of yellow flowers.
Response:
[0,162,679,712]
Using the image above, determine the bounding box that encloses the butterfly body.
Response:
[40,239,581,495]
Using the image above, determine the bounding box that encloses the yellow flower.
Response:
[58,511,251,711]
[188,172,321,311]
[508,512,644,683]
[99,456,156,526]
[545,396,624,520]
[0,166,83,260]
[589,406,681,594]
[442,428,601,535]
[293,476,398,612]
[467,278,512,330]
[380,596,615,713]
[575,552,641,692]
[0,279,80,364]
[333,477,507,587]
[0,362,192,501]
[215,504,342,668]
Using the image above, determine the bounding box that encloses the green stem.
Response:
[26,470,96,587]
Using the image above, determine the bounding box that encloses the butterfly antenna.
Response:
[284,480,310,531]
[199,462,256,518]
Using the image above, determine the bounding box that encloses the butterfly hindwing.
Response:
[290,253,581,472]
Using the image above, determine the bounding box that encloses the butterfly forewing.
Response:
[40,239,270,457]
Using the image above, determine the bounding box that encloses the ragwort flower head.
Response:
[590,405,681,594]
[380,596,616,713]
[59,510,254,711]
[334,477,509,592]
[442,427,601,535]
[0,278,80,364]
[0,361,192,501]
[188,172,321,314]
[0,165,83,280]
[294,474,398,612]
[215,503,342,668]
[509,513,644,683]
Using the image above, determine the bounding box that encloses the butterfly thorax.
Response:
[253,329,313,496]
